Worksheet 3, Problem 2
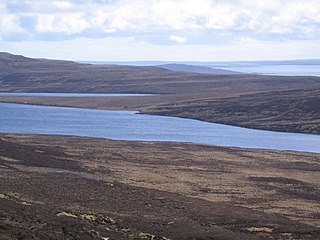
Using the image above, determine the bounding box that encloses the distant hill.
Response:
[0,52,78,67]
[1,52,320,134]
[1,52,320,95]
[157,64,240,75]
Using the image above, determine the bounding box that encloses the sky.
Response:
[0,0,320,61]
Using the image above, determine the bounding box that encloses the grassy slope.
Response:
[1,52,320,134]
[1,134,320,239]
[142,88,320,134]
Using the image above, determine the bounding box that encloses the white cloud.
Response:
[0,3,25,37]
[1,0,320,60]
[36,13,90,34]
[52,1,73,10]
[269,1,320,34]
[238,0,320,34]
[169,35,186,44]
[1,36,319,61]
[0,14,24,34]
[1,0,320,36]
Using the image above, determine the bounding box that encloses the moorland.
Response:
[0,52,320,240]
[0,52,320,134]
[1,134,320,239]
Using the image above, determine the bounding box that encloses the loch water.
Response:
[1,102,319,153]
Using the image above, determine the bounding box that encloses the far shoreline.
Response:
[0,90,319,135]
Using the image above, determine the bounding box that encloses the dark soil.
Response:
[1,134,320,239]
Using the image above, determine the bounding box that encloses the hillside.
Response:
[157,63,240,74]
[1,52,320,134]
[1,52,320,95]
[1,134,320,239]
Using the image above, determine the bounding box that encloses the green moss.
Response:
[57,211,78,218]
[0,193,9,199]
[1,192,42,205]
[138,232,155,239]
[80,214,97,221]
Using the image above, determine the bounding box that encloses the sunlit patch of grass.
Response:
[138,232,155,239]
[80,214,97,221]
[246,227,273,233]
[0,192,40,206]
[0,193,9,199]
[56,211,78,218]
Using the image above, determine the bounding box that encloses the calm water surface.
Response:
[216,65,320,76]
[0,93,153,97]
[1,103,319,153]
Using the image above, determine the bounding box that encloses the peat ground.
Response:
[1,134,320,239]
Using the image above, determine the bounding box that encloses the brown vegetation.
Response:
[1,134,320,239]
[1,52,320,134]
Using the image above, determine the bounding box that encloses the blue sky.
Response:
[0,0,319,61]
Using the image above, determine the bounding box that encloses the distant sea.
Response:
[80,60,320,77]
[209,65,320,77]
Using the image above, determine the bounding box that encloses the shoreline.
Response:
[1,102,320,154]
[0,94,319,135]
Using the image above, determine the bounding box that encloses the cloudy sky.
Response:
[0,0,319,61]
